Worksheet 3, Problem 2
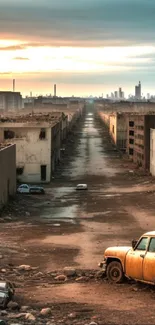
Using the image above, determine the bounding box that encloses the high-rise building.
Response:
[54,84,56,97]
[135,81,141,99]
[114,91,118,99]
[119,87,122,99]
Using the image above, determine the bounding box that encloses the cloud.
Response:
[0,0,155,46]
[0,45,27,51]
[13,57,29,60]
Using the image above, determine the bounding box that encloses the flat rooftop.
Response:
[0,112,63,123]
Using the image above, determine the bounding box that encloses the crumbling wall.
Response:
[3,127,52,183]
[0,144,16,209]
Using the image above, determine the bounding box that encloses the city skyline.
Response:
[0,0,155,96]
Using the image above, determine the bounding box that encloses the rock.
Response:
[7,301,20,311]
[89,322,98,325]
[9,313,26,319]
[25,313,36,321]
[68,312,77,319]
[17,264,32,271]
[0,310,8,316]
[40,307,51,316]
[33,272,43,278]
[132,287,138,292]
[75,276,88,282]
[46,322,56,325]
[20,306,30,312]
[25,212,30,216]
[95,270,105,278]
[1,269,6,273]
[4,216,12,221]
[0,255,3,259]
[64,267,77,277]
[54,274,67,281]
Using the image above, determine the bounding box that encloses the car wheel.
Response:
[106,261,124,283]
[41,189,45,194]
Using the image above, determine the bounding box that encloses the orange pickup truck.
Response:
[99,231,155,284]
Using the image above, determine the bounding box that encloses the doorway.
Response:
[41,165,47,181]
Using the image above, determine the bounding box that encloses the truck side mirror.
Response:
[132,239,137,249]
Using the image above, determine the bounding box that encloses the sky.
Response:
[0,0,155,97]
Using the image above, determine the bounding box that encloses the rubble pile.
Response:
[0,265,105,324]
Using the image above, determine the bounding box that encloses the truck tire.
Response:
[106,261,124,283]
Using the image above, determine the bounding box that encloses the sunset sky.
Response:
[0,0,155,97]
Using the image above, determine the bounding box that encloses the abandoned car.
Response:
[99,231,155,284]
[17,184,45,194]
[0,282,15,309]
[76,184,88,190]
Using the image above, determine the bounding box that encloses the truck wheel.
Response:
[106,261,124,283]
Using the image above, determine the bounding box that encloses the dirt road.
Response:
[1,104,155,324]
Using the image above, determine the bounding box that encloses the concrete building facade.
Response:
[98,112,127,151]
[150,129,155,176]
[0,91,22,113]
[0,115,62,183]
[127,114,155,169]
[0,144,16,209]
[109,113,127,150]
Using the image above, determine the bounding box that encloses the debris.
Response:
[75,276,88,282]
[20,306,30,312]
[9,313,26,319]
[25,313,36,321]
[64,267,77,277]
[32,272,43,278]
[95,270,105,279]
[17,265,32,271]
[0,269,6,273]
[25,212,30,216]
[0,311,8,316]
[7,301,20,311]
[54,275,67,281]
[4,216,12,221]
[40,307,51,316]
[68,312,78,319]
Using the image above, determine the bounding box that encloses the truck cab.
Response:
[99,231,155,284]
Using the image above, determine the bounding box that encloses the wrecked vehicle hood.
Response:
[104,246,132,258]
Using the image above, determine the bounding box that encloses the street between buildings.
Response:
[1,104,155,324]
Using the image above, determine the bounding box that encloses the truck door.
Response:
[143,237,155,283]
[125,237,149,280]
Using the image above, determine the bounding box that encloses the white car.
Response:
[17,184,45,194]
[76,184,88,190]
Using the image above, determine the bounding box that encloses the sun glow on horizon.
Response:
[0,42,155,74]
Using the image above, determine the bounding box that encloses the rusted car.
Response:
[0,282,14,309]
[99,231,155,284]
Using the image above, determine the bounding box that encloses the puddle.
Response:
[40,205,79,221]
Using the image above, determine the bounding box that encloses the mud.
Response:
[1,104,155,324]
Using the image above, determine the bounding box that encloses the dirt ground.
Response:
[1,106,155,324]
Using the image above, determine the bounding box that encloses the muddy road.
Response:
[1,104,155,324]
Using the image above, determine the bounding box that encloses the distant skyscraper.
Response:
[13,79,15,92]
[135,81,141,99]
[119,87,122,99]
[114,91,118,99]
[54,84,56,97]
